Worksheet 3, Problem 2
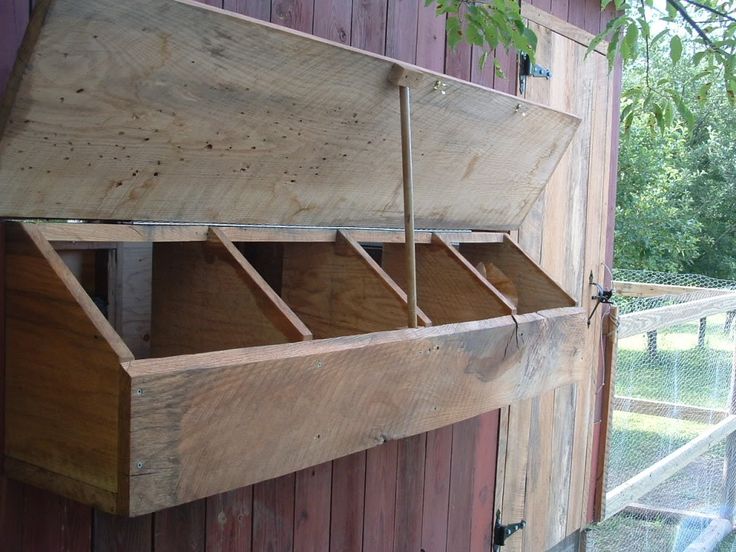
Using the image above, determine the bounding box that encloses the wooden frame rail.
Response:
[613,280,731,298]
[605,415,736,519]
[618,293,736,339]
[612,396,729,424]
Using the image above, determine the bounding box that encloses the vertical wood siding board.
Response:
[492,46,517,95]
[94,511,153,552]
[271,0,315,33]
[154,500,206,552]
[443,4,470,80]
[521,392,554,552]
[329,452,366,552]
[293,462,331,552]
[22,486,91,551]
[313,0,352,45]
[350,0,387,54]
[198,0,224,7]
[470,45,495,89]
[253,475,296,552]
[0,0,29,96]
[362,441,398,552]
[531,0,552,13]
[499,400,533,552]
[493,408,510,528]
[385,0,418,62]
[545,385,577,548]
[469,410,499,552]
[205,487,253,552]
[600,2,618,32]
[415,1,445,71]
[567,0,586,29]
[604,60,623,277]
[0,223,23,552]
[446,417,479,552]
[584,0,602,35]
[420,427,452,552]
[222,0,271,20]
[392,434,426,552]
[550,0,570,21]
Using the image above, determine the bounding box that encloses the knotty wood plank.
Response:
[223,0,270,20]
[363,441,398,552]
[618,294,736,339]
[383,235,514,324]
[154,500,206,552]
[205,487,252,552]
[94,511,153,552]
[271,0,313,31]
[127,307,586,514]
[253,475,295,552]
[293,462,331,552]
[281,232,430,338]
[0,0,579,230]
[313,0,351,44]
[151,233,311,356]
[393,434,426,552]
[420,426,452,552]
[329,452,365,552]
[5,223,130,510]
[460,237,575,314]
[350,0,386,54]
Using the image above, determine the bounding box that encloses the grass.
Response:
[587,314,735,551]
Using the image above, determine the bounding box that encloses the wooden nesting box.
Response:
[1,0,585,516]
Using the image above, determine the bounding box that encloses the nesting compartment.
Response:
[4,222,585,515]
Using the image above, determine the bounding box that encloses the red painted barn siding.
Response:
[0,1,618,550]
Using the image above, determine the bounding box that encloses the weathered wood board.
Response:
[0,0,579,230]
[127,306,586,515]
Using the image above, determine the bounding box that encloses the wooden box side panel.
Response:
[460,235,576,314]
[126,307,585,515]
[4,223,131,511]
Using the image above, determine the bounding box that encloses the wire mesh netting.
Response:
[587,269,736,552]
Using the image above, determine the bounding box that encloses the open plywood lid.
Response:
[0,0,580,230]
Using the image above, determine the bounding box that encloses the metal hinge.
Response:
[519,53,552,95]
[493,509,526,551]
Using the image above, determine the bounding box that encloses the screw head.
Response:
[135,388,144,396]
[136,461,144,469]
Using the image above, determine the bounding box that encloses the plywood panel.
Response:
[0,0,579,230]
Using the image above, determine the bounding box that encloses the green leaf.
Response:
[670,35,683,64]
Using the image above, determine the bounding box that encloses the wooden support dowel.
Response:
[398,82,417,329]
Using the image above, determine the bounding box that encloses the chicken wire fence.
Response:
[587,269,736,552]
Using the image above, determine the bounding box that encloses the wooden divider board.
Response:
[460,236,576,315]
[383,235,514,324]
[0,0,579,230]
[151,229,311,356]
[281,231,431,338]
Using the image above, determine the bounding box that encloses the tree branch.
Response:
[681,0,736,24]
[667,0,723,53]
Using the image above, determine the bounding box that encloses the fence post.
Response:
[720,328,736,523]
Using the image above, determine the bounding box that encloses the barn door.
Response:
[493,7,616,552]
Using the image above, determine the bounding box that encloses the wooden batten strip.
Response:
[208,227,312,341]
[520,2,608,56]
[33,221,506,245]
